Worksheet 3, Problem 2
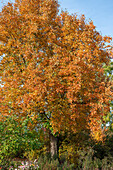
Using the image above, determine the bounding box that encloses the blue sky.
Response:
[0,0,113,39]
[58,0,113,39]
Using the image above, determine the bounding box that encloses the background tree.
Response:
[0,0,113,157]
[103,60,113,130]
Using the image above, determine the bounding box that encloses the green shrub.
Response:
[0,115,44,169]
[37,154,74,170]
[77,146,113,170]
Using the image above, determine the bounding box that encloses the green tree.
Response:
[103,60,113,130]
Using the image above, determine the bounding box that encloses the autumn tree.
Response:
[0,0,113,157]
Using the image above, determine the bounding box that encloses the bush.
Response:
[77,146,113,169]
[0,115,44,169]
[37,154,74,170]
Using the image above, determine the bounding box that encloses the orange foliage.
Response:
[0,0,113,141]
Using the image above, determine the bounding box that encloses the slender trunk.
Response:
[49,131,59,158]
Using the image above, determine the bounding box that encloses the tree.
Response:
[0,0,113,157]
[103,60,113,130]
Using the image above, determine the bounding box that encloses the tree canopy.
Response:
[0,0,113,141]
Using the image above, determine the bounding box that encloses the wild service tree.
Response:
[0,0,113,157]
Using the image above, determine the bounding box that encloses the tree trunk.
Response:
[49,131,59,158]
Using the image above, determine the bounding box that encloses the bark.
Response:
[49,131,59,158]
